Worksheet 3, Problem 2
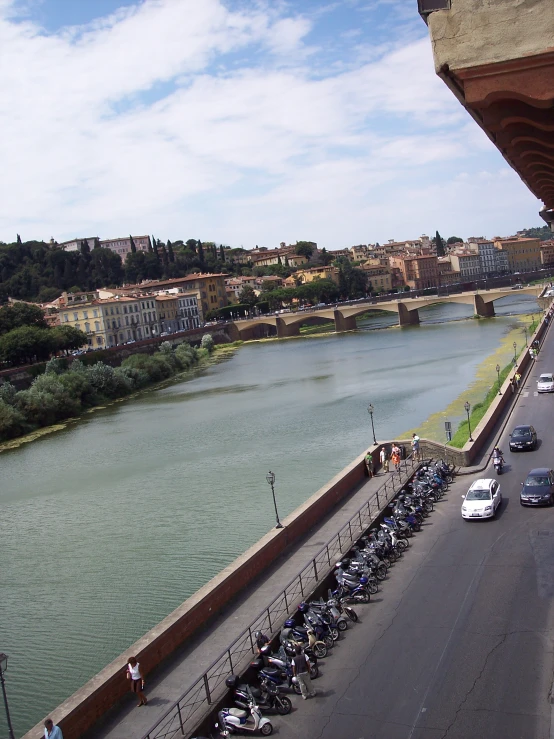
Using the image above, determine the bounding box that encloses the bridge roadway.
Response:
[228,285,545,339]
[275,326,554,738]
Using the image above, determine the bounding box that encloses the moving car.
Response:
[461,479,502,520]
[509,424,537,451]
[537,373,554,393]
[520,468,554,506]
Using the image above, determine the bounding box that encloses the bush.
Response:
[44,357,65,375]
[0,382,17,405]
[201,334,214,352]
[0,399,26,441]
[175,342,198,369]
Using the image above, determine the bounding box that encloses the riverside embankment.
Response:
[0,294,541,738]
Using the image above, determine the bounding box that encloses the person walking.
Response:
[126,656,147,706]
[365,450,374,478]
[515,372,521,388]
[292,645,316,699]
[411,433,421,461]
[379,446,389,473]
[391,444,401,472]
[44,719,63,739]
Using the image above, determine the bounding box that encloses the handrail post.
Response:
[313,559,318,581]
[228,649,233,673]
[267,608,272,633]
[204,673,212,705]
[177,703,185,734]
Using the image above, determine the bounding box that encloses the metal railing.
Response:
[140,454,422,739]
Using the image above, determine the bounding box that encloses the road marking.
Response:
[523,392,530,398]
[534,391,538,397]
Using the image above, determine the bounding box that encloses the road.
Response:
[274,335,554,738]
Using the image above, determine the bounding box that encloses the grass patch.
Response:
[299,323,335,335]
[449,361,514,448]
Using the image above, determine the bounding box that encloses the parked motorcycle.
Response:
[218,688,273,735]
[227,675,292,716]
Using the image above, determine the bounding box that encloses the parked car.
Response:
[461,479,502,520]
[537,373,554,393]
[509,424,537,451]
[520,468,554,506]
[511,283,524,290]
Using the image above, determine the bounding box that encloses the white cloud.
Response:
[0,0,542,247]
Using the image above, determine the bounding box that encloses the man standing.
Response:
[411,433,421,461]
[379,446,389,473]
[292,645,316,700]
[515,372,521,388]
[391,443,401,472]
[44,719,63,739]
[365,450,374,478]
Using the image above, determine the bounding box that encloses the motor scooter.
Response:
[218,686,273,735]
[493,456,504,475]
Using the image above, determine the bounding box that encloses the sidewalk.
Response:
[89,465,404,739]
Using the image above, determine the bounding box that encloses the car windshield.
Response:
[512,428,530,438]
[525,476,550,486]
[466,489,491,501]
[539,375,553,383]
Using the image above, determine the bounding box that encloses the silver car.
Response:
[537,373,554,393]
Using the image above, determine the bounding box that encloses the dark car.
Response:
[509,424,537,451]
[520,468,554,506]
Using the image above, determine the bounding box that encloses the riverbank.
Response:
[403,314,536,443]
[0,341,242,453]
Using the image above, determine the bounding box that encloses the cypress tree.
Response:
[167,240,175,263]
[16,234,22,244]
[198,240,204,265]
[434,231,445,257]
[130,235,136,254]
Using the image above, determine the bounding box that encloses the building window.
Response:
[95,321,100,331]
[93,309,98,318]
[73,312,78,321]
[125,316,129,326]
[75,323,80,330]
[96,337,103,345]
[85,322,90,332]
[63,314,69,322]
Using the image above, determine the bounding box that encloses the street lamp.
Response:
[266,471,283,529]
[513,341,517,364]
[496,364,501,395]
[367,403,377,445]
[464,401,474,442]
[0,653,16,739]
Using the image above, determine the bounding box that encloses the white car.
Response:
[537,373,554,393]
[461,479,501,520]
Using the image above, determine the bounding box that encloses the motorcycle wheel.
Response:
[356,590,370,604]
[330,627,340,641]
[413,522,421,532]
[260,722,273,736]
[345,607,358,622]
[446,475,453,483]
[313,641,327,659]
[324,635,334,649]
[396,539,409,551]
[309,663,319,679]
[276,696,292,715]
[424,502,434,513]
[375,565,387,581]
[293,682,302,695]
[337,619,348,631]
[368,580,378,595]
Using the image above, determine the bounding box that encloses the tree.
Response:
[295,241,314,259]
[167,240,175,263]
[434,231,445,257]
[319,247,333,266]
[0,325,54,365]
[16,234,21,244]
[148,236,154,253]
[0,302,47,335]
[446,236,463,245]
[50,325,88,353]
[81,239,91,255]
[198,240,204,264]
[219,245,225,262]
[130,235,137,254]
[238,285,258,307]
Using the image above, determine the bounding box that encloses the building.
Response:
[420,0,554,231]
[475,240,509,276]
[449,250,481,279]
[388,254,440,290]
[540,241,554,267]
[360,264,392,293]
[156,295,180,334]
[58,291,100,308]
[295,266,340,285]
[60,301,108,348]
[101,297,144,346]
[99,235,150,258]
[437,257,460,286]
[58,237,99,252]
[494,238,542,273]
[138,295,160,339]
[177,292,201,331]
[350,245,370,262]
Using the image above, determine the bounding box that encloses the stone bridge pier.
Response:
[474,294,495,318]
[333,310,357,332]
[276,318,301,338]
[397,302,420,326]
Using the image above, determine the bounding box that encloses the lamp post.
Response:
[266,471,283,529]
[0,653,16,739]
[523,326,528,346]
[513,341,517,364]
[367,403,377,445]
[496,363,501,395]
[464,401,474,442]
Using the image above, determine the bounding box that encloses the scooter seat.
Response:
[294,625,307,633]
[262,667,281,677]
[228,708,248,718]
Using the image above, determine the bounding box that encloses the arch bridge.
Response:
[226,286,546,340]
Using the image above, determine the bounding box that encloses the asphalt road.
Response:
[273,334,554,739]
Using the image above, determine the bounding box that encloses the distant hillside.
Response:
[519,225,552,241]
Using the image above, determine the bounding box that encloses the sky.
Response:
[0,0,544,249]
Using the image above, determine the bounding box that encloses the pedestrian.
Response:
[292,645,316,699]
[379,446,389,473]
[365,449,374,478]
[510,377,516,394]
[411,433,421,461]
[391,444,401,472]
[44,719,63,739]
[515,372,521,388]
[126,656,147,707]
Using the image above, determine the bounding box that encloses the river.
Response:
[0,295,540,736]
